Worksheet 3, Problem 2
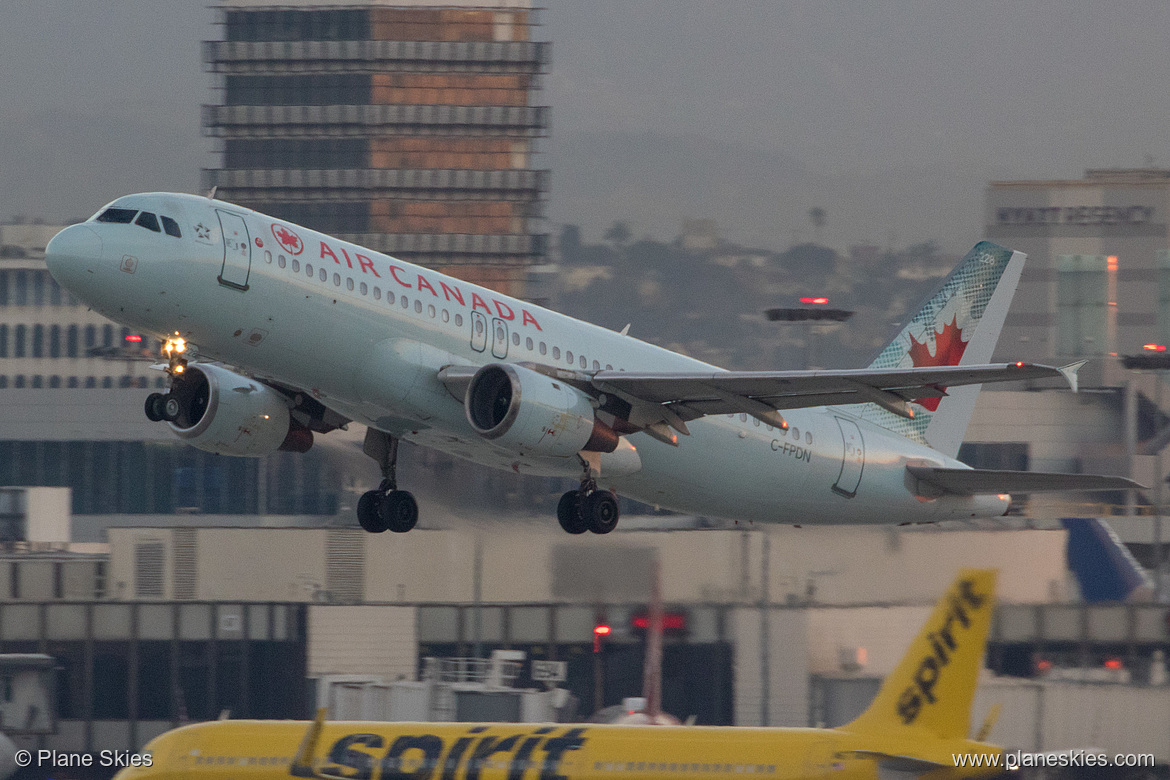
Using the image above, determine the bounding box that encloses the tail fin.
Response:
[853,242,1025,456]
[841,569,997,740]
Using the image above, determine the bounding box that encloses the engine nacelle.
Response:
[465,363,618,457]
[167,363,312,456]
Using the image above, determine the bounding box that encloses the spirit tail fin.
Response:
[840,569,997,740]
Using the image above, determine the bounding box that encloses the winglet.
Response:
[1058,360,1087,393]
[290,707,327,778]
[974,703,1001,742]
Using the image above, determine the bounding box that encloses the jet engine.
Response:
[465,363,618,457]
[164,363,313,456]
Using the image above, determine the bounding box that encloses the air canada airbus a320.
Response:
[44,193,1140,534]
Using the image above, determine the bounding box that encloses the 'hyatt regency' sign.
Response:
[995,205,1155,226]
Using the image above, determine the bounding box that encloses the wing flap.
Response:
[906,465,1146,496]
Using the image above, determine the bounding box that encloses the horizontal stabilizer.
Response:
[835,752,945,774]
[906,465,1146,496]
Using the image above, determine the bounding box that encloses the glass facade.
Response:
[0,441,340,515]
[1056,254,1108,357]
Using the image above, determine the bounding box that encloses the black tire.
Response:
[557,491,588,534]
[381,490,419,533]
[144,393,165,422]
[162,394,181,422]
[584,490,619,534]
[357,490,387,533]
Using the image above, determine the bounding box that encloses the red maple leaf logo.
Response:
[270,224,304,255]
[907,315,968,411]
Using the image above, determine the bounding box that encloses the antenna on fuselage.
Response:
[205,185,218,200]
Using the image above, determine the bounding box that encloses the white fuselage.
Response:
[46,193,1003,525]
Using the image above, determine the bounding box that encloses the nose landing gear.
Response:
[358,429,419,533]
[143,335,193,423]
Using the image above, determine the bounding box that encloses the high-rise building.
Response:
[201,0,550,299]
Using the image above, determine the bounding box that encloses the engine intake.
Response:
[167,363,312,456]
[465,363,617,457]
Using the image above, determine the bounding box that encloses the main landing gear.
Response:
[358,429,419,533]
[557,464,620,535]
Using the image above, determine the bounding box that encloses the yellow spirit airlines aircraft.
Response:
[115,569,1004,780]
[45,195,1139,534]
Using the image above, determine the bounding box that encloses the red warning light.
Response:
[593,625,611,636]
[125,335,142,343]
[1104,657,1124,670]
[799,297,829,305]
[1144,344,1167,352]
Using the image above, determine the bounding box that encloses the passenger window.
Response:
[134,211,161,232]
[160,215,182,237]
[319,268,327,282]
[401,296,409,309]
[806,431,812,445]
[359,282,367,295]
[606,364,613,370]
[96,207,137,224]
[740,413,747,423]
[414,300,422,313]
[386,290,394,304]
[346,277,354,291]
[792,427,800,439]
[264,250,272,264]
[512,332,519,346]
[334,273,341,286]
[278,255,286,268]
[552,347,561,360]
[442,309,449,323]
[428,304,435,318]
[539,342,547,355]
[306,263,313,276]
[566,350,573,363]
[593,360,600,369]
[374,287,381,300]
[753,418,760,427]
[526,337,533,350]
[580,355,587,368]
[292,259,300,272]
[455,313,463,327]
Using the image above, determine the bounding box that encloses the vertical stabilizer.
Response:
[841,569,997,740]
[849,243,1025,456]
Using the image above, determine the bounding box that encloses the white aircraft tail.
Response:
[850,242,1025,457]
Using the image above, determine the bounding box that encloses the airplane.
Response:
[44,193,1142,534]
[113,569,1006,780]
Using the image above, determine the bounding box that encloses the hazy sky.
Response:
[4,2,1170,250]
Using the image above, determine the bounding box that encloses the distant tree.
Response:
[808,207,826,243]
[558,224,582,262]
[777,242,838,280]
[603,220,632,246]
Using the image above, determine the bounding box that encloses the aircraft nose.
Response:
[45,224,103,282]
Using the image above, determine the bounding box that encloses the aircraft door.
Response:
[470,311,488,353]
[216,210,251,290]
[832,417,865,497]
[490,317,509,359]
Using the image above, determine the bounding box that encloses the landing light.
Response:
[1144,344,1167,352]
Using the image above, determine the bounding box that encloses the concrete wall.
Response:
[106,525,1070,606]
[974,678,1170,762]
[308,605,417,681]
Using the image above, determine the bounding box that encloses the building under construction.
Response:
[202,0,550,298]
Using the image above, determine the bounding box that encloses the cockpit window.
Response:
[135,211,161,233]
[160,215,182,238]
[96,207,137,224]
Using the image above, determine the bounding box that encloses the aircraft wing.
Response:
[587,361,1084,435]
[906,465,1146,495]
[834,751,948,775]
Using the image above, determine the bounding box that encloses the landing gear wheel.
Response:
[357,490,387,533]
[557,491,588,535]
[583,490,619,534]
[380,491,418,533]
[162,394,181,422]
[144,393,166,422]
